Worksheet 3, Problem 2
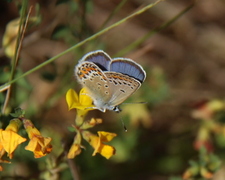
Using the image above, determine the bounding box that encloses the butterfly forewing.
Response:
[75,62,112,107]
[104,72,141,107]
[81,50,111,71]
[110,58,146,83]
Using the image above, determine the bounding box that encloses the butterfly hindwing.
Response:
[104,71,141,107]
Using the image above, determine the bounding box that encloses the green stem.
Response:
[99,0,128,30]
[1,0,29,114]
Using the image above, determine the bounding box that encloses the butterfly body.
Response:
[75,50,146,112]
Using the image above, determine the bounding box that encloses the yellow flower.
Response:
[66,88,96,125]
[2,18,20,58]
[0,118,26,159]
[25,136,52,158]
[80,118,103,129]
[66,88,94,111]
[23,119,52,158]
[67,132,83,159]
[2,17,40,59]
[67,144,82,159]
[82,131,117,159]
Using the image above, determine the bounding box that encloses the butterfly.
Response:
[74,50,146,112]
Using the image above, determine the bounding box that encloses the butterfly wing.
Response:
[104,72,141,107]
[110,58,146,83]
[80,50,111,71]
[75,61,112,112]
[75,51,145,112]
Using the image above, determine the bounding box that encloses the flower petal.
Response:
[67,132,83,159]
[2,18,20,58]
[82,131,117,159]
[66,89,80,110]
[93,143,116,159]
[23,119,52,158]
[97,131,117,142]
[79,88,93,106]
[80,118,103,129]
[25,136,52,158]
[67,144,82,159]
[0,129,26,159]
[66,89,95,110]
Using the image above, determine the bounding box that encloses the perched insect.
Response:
[75,50,146,112]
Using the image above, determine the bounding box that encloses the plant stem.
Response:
[1,1,31,114]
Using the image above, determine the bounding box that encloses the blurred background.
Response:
[1,0,225,179]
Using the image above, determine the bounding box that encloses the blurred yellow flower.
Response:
[23,119,52,158]
[2,18,20,58]
[82,131,117,159]
[67,132,82,159]
[80,118,103,129]
[0,118,26,159]
[66,88,95,111]
[122,103,151,128]
[2,16,40,59]
[192,100,225,120]
[25,136,52,158]
[67,144,82,159]
[200,167,213,179]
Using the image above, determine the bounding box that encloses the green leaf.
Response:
[10,107,25,118]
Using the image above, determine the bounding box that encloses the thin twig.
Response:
[99,0,128,30]
[15,6,33,67]
[67,159,80,180]
[0,85,10,93]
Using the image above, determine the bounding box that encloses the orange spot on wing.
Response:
[78,66,107,81]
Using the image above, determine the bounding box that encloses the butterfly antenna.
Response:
[120,118,128,132]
